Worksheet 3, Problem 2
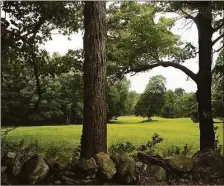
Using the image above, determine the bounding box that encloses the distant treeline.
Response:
[2,50,223,126]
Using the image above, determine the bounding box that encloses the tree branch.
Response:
[213,45,224,54]
[212,19,224,33]
[179,8,196,21]
[1,126,18,137]
[212,33,224,46]
[126,60,197,83]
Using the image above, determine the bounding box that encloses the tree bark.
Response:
[80,1,107,159]
[195,4,215,150]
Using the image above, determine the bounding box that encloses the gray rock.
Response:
[54,180,62,185]
[77,157,98,177]
[148,165,166,181]
[95,152,116,179]
[136,161,143,169]
[86,174,96,179]
[80,179,94,184]
[7,152,16,159]
[111,154,136,184]
[12,151,36,176]
[19,154,49,184]
[141,176,158,185]
[61,176,76,184]
[12,156,22,176]
[1,166,7,173]
[192,148,224,180]
[135,162,148,173]
[166,154,193,172]
[55,160,69,171]
[61,177,94,185]
[1,152,16,167]
[142,164,148,172]
[63,171,76,178]
[102,181,117,185]
[182,173,193,180]
[1,172,9,185]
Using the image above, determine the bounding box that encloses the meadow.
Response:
[2,116,223,159]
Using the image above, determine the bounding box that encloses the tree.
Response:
[80,1,107,159]
[161,90,176,118]
[174,88,185,98]
[180,93,198,122]
[125,91,140,115]
[212,50,224,121]
[169,2,224,149]
[135,75,166,120]
[1,50,83,125]
[107,2,224,150]
[1,1,82,121]
[107,78,130,120]
[174,88,185,117]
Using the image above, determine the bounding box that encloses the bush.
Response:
[109,142,136,155]
[137,133,163,155]
[71,145,81,163]
[2,136,40,155]
[164,143,192,157]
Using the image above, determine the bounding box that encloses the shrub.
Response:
[164,143,192,157]
[2,136,40,155]
[137,133,163,155]
[109,142,136,155]
[71,145,81,163]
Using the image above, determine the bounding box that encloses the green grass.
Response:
[2,116,223,157]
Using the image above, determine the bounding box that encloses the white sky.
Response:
[44,6,221,94]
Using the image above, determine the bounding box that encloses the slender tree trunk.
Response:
[195,4,215,150]
[80,1,107,159]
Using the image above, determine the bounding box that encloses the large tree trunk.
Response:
[195,3,215,150]
[80,1,107,159]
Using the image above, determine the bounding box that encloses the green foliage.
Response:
[2,50,84,125]
[214,126,223,154]
[138,133,163,155]
[107,78,131,120]
[2,136,40,158]
[164,144,192,157]
[1,1,83,125]
[72,145,81,163]
[135,75,166,119]
[134,75,198,120]
[107,2,185,77]
[125,91,140,115]
[109,142,136,155]
[212,50,224,121]
[161,90,176,118]
[160,90,198,120]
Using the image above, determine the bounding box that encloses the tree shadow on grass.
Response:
[108,120,130,124]
[140,119,159,124]
[108,118,159,124]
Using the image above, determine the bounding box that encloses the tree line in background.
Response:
[2,49,223,125]
[135,75,198,121]
[1,49,138,125]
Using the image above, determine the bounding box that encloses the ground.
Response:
[2,116,223,159]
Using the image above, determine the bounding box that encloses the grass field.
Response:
[2,116,223,158]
